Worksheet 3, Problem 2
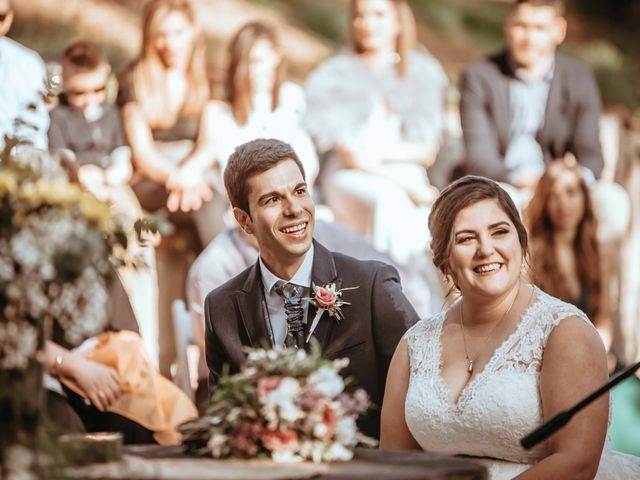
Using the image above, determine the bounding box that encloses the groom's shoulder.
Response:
[330,250,399,280]
[205,264,254,305]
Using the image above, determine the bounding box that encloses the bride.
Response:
[380,176,640,478]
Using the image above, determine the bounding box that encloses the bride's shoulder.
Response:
[531,286,591,328]
[404,311,446,340]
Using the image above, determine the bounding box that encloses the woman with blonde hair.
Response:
[526,158,614,360]
[213,21,318,185]
[118,0,226,376]
[305,0,447,268]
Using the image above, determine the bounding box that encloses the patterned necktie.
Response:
[274,282,305,349]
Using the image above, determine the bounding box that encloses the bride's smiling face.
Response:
[448,199,523,298]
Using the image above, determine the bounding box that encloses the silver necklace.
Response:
[459,284,520,374]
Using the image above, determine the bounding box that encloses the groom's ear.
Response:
[233,207,254,235]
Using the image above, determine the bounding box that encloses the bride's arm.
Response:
[515,316,609,480]
[380,338,421,450]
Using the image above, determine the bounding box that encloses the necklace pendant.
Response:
[467,360,473,374]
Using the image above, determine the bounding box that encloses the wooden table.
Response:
[63,445,487,479]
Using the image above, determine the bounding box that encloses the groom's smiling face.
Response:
[235,159,315,278]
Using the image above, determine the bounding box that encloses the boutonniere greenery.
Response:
[305,282,359,343]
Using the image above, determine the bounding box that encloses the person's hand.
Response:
[77,164,109,201]
[70,356,122,411]
[104,151,133,187]
[166,163,213,212]
[166,182,213,212]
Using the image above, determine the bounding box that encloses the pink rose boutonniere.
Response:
[305,282,358,343]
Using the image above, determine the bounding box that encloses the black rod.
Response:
[521,360,640,450]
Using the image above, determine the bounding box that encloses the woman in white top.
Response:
[214,22,318,186]
[305,0,447,265]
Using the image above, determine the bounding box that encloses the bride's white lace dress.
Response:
[404,287,640,479]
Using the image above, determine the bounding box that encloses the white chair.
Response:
[171,299,197,401]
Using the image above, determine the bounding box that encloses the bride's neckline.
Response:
[436,286,541,408]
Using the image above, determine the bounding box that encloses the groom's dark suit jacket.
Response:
[460,51,604,183]
[204,240,419,438]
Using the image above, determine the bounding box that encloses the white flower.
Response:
[295,349,307,361]
[207,432,228,458]
[3,444,38,480]
[271,449,302,463]
[263,378,303,424]
[324,442,353,462]
[313,423,328,439]
[0,241,15,282]
[0,320,39,370]
[247,350,267,362]
[334,417,358,445]
[332,358,350,371]
[309,366,344,398]
[227,407,243,423]
[299,440,325,464]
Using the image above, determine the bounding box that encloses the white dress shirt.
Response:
[259,245,314,348]
[0,37,49,150]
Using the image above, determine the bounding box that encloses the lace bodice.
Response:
[404,287,640,478]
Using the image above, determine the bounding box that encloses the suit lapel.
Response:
[495,52,512,151]
[305,241,340,351]
[538,53,564,158]
[235,260,271,348]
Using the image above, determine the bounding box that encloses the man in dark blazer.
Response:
[204,138,419,439]
[460,0,604,187]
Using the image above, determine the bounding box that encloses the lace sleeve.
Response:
[404,313,444,377]
[497,290,595,374]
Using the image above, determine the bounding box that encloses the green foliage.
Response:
[409,0,508,51]
[10,17,129,71]
[246,0,348,48]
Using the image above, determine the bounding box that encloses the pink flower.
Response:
[321,403,337,440]
[314,286,336,309]
[258,376,282,400]
[261,428,299,451]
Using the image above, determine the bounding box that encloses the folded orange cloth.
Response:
[61,330,198,445]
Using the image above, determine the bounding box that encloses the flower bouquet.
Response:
[0,139,128,474]
[179,342,375,463]
[0,141,127,348]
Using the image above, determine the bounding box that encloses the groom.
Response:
[204,138,419,438]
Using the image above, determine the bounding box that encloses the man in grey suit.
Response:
[460,0,603,188]
[204,138,419,439]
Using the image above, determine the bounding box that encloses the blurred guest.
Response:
[118,0,226,376]
[460,0,601,189]
[0,0,49,150]
[44,278,154,444]
[49,41,134,218]
[44,277,197,445]
[459,0,629,242]
[214,22,318,187]
[526,158,614,361]
[50,41,159,363]
[305,0,447,265]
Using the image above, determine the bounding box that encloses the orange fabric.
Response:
[61,330,198,445]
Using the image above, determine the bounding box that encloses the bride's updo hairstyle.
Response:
[428,176,529,286]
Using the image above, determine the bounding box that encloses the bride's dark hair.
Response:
[428,176,529,284]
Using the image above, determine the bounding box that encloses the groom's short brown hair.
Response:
[224,138,306,214]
